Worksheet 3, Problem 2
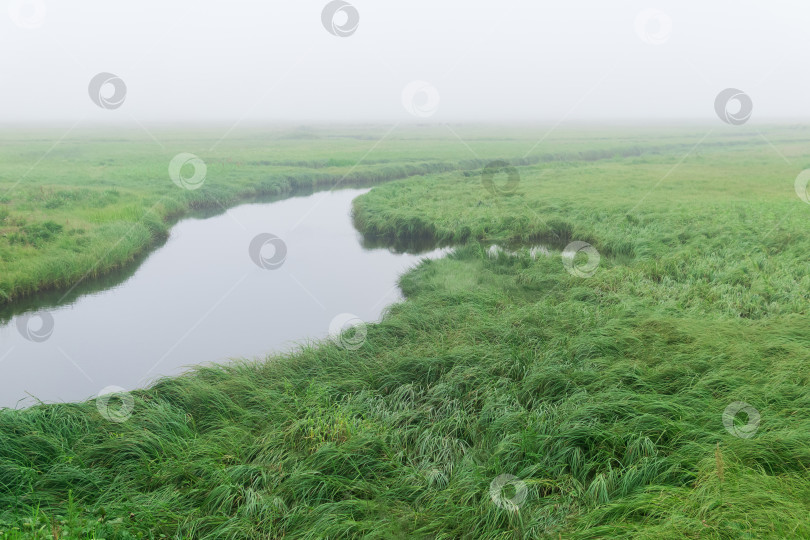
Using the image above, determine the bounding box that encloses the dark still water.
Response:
[0,189,444,408]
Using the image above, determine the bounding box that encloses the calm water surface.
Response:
[0,189,443,408]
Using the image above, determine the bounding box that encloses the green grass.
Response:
[0,126,526,303]
[1,124,810,538]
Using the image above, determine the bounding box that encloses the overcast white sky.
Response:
[1,0,808,123]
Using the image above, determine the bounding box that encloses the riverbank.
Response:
[0,126,536,304]
[0,124,775,304]
[0,188,448,408]
[1,125,809,538]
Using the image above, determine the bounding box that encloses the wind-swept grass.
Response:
[1,125,810,538]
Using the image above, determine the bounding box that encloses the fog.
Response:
[1,0,808,123]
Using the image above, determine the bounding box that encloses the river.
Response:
[0,188,444,408]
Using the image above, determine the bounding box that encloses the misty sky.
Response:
[2,0,809,123]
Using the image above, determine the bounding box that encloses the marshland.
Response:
[1,125,809,538]
[4,0,810,537]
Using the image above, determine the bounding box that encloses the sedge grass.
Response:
[1,125,809,538]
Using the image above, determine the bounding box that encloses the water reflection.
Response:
[0,189,444,408]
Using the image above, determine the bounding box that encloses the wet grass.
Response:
[1,125,810,537]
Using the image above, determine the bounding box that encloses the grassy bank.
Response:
[0,125,548,303]
[0,124,792,302]
[1,125,810,538]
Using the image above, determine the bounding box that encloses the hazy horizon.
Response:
[2,0,808,126]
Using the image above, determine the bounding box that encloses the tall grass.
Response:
[1,126,810,538]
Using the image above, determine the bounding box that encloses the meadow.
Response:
[1,124,809,538]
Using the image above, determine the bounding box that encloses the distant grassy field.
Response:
[1,125,809,538]
[0,124,535,303]
[0,124,779,302]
